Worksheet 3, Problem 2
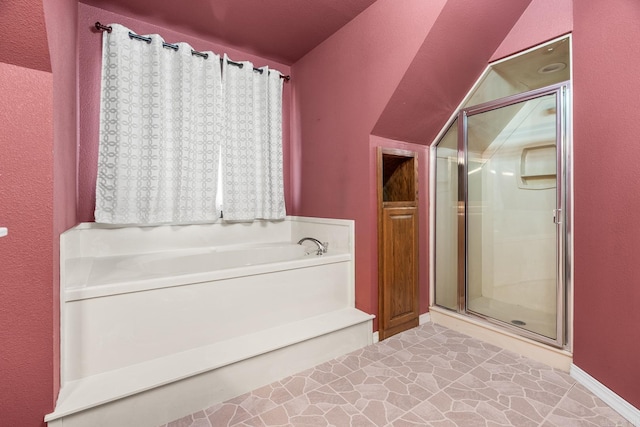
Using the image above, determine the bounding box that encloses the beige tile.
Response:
[445,410,490,426]
[189,419,211,427]
[306,385,350,405]
[280,374,322,398]
[207,403,251,427]
[410,399,448,423]
[258,406,289,426]
[551,386,635,427]
[503,409,540,427]
[163,323,630,427]
[386,391,423,412]
[509,395,549,422]
[324,406,354,426]
[361,400,405,426]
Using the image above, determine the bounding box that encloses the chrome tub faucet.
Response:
[297,237,328,255]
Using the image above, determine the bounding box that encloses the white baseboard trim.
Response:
[419,312,431,325]
[372,331,379,344]
[570,364,640,426]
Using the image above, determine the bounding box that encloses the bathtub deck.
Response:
[46,307,374,425]
[52,218,368,426]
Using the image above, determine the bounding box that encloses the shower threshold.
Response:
[429,306,572,370]
[467,296,556,339]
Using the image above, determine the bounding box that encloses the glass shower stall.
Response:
[433,38,572,348]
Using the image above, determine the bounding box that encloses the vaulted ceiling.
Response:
[372,0,533,145]
[79,0,377,64]
[79,0,534,145]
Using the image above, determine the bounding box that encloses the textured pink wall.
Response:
[43,0,80,399]
[0,62,54,426]
[77,3,292,222]
[0,0,51,73]
[372,0,532,145]
[290,0,448,329]
[491,0,572,61]
[573,0,640,408]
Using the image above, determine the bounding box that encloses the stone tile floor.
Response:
[162,323,634,426]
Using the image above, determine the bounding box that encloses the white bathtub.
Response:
[65,241,339,301]
[50,217,374,427]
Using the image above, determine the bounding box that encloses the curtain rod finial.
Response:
[95,22,112,33]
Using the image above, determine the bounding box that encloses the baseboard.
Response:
[419,312,431,325]
[372,331,379,343]
[570,364,640,426]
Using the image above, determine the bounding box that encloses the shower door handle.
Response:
[553,209,561,224]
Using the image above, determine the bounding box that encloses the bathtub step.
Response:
[46,307,374,425]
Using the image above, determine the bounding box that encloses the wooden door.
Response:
[379,207,419,339]
[377,148,419,340]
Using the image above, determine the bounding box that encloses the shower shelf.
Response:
[520,173,556,179]
[518,144,556,189]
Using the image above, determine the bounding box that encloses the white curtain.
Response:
[95,24,286,224]
[95,24,223,224]
[222,54,285,221]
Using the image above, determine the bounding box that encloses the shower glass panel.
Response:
[465,93,559,340]
[434,120,458,310]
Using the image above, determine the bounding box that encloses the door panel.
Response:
[465,92,559,340]
[434,120,459,310]
[380,207,419,339]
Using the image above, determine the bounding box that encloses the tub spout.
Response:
[297,237,328,255]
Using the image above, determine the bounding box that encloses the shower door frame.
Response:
[454,82,571,349]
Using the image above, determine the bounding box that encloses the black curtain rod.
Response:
[95,22,290,81]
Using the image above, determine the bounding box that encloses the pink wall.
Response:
[573,0,640,408]
[0,1,78,422]
[0,0,51,73]
[372,0,532,145]
[77,3,292,222]
[0,63,54,426]
[290,0,448,329]
[2,2,637,425]
[491,0,572,61]
[43,0,80,399]
[492,0,640,407]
